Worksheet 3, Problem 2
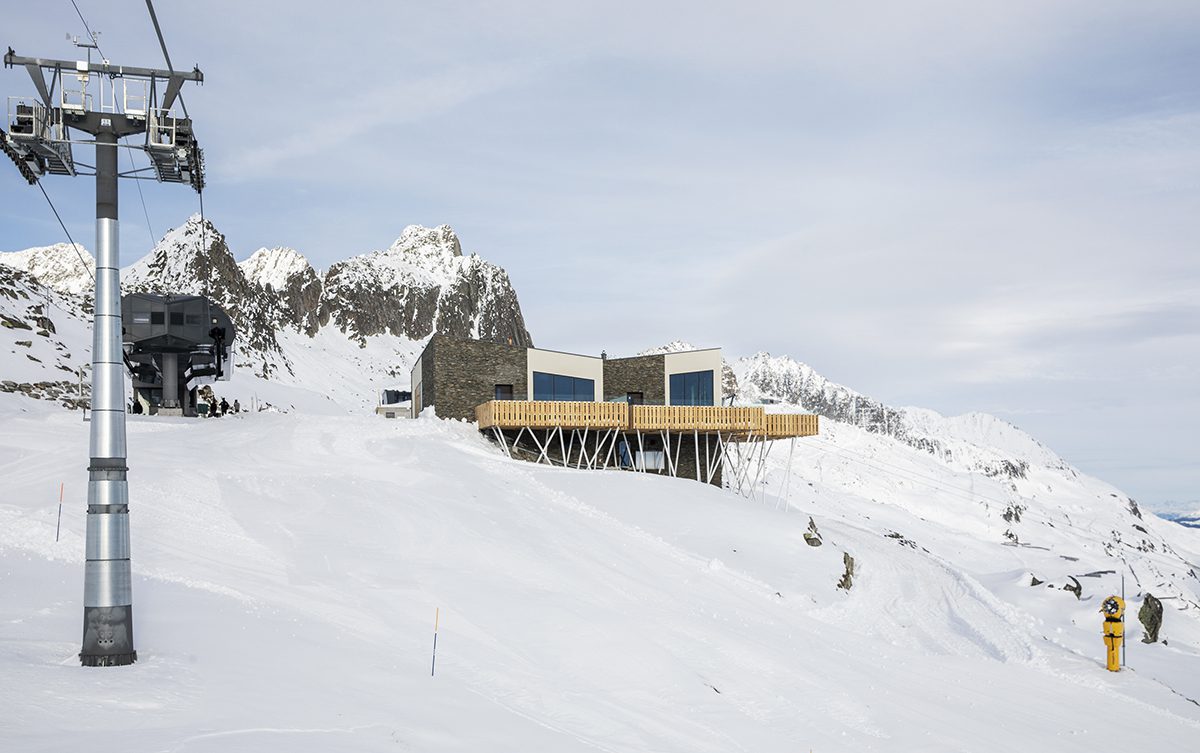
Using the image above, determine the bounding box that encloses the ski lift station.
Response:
[122,293,234,416]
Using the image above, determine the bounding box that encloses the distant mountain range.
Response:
[1,216,531,407]
[1157,510,1200,529]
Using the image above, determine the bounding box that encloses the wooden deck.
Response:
[476,400,818,439]
[630,405,763,433]
[476,400,628,430]
[763,413,820,439]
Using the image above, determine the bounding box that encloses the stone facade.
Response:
[603,354,666,404]
[421,335,527,420]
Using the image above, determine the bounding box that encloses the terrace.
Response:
[475,400,818,439]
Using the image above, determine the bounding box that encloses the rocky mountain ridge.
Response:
[2,215,533,389]
[0,243,95,296]
[731,350,1072,482]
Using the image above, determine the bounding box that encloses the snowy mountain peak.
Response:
[124,214,229,294]
[0,242,94,296]
[638,340,700,355]
[391,224,462,259]
[239,246,314,292]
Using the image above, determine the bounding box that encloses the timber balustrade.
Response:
[476,400,628,429]
[475,400,818,439]
[631,405,763,433]
[763,413,820,439]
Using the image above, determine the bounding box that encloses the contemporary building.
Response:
[411,335,818,490]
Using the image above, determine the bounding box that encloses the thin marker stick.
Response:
[56,483,63,542]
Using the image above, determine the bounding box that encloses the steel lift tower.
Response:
[3,44,204,666]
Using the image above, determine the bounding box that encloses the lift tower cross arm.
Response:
[3,41,206,668]
[4,50,204,86]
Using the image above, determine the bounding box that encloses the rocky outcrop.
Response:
[239,247,324,336]
[318,224,531,347]
[1140,594,1163,643]
[837,552,855,590]
[803,517,823,547]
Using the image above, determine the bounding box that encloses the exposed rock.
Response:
[1002,503,1026,523]
[239,246,324,336]
[803,517,823,547]
[1062,575,1082,600]
[1030,574,1044,586]
[317,224,532,347]
[1,313,31,330]
[1139,594,1163,643]
[837,552,855,591]
[885,531,918,549]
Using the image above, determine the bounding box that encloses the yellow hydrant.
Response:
[1100,595,1125,672]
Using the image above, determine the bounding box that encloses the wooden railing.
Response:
[476,400,818,439]
[631,405,764,433]
[476,400,628,430]
[763,413,819,438]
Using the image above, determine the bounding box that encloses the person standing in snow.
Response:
[219,398,230,416]
[233,399,240,414]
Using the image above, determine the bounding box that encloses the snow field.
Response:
[2,396,1199,751]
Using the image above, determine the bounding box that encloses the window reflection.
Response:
[532,371,595,401]
[669,370,714,406]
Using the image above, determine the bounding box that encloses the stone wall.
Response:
[603,355,666,404]
[425,335,528,420]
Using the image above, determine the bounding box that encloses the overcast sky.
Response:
[3,1,1198,511]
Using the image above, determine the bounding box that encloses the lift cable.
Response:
[124,136,157,251]
[35,179,95,282]
[144,0,207,294]
[69,0,106,60]
[144,0,189,119]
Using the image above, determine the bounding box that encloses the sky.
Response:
[2,1,1198,511]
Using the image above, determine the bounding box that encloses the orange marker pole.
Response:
[431,608,440,677]
[55,482,63,542]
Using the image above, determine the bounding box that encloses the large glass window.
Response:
[532,371,595,402]
[669,370,714,406]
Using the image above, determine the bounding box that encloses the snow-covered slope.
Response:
[0,242,94,295]
[1,396,1198,751]
[0,263,91,406]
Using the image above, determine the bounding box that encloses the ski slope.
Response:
[2,394,1199,751]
